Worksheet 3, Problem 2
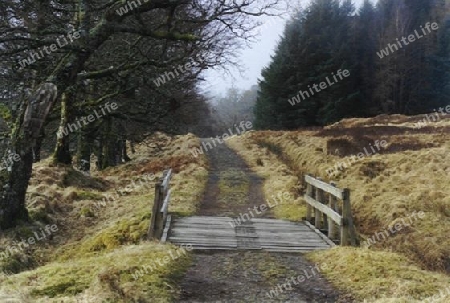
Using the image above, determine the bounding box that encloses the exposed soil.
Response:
[196,139,267,218]
[176,140,353,303]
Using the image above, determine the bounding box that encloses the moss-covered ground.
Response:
[0,132,208,302]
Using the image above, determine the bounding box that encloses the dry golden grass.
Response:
[226,133,306,221]
[309,247,450,303]
[326,113,450,129]
[0,132,208,302]
[0,243,191,303]
[227,114,450,301]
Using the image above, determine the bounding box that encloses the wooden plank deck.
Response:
[167,216,334,252]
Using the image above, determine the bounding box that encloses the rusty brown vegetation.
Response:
[227,113,450,302]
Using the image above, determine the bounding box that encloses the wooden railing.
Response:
[303,175,356,246]
[147,169,172,240]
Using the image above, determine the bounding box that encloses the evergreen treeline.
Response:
[254,0,450,129]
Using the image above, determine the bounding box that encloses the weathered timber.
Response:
[168,216,333,252]
[147,169,172,239]
[303,175,356,246]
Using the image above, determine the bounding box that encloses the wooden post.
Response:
[315,184,324,229]
[317,178,328,231]
[304,175,355,246]
[340,188,351,246]
[155,183,165,239]
[328,182,337,240]
[148,181,163,239]
[306,182,313,222]
[148,169,173,240]
[345,189,356,246]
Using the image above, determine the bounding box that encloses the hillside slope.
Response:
[0,133,208,303]
[227,113,450,302]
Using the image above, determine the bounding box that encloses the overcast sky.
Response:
[201,0,368,97]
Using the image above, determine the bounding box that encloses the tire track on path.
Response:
[176,139,350,303]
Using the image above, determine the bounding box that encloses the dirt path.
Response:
[195,139,266,218]
[176,140,351,303]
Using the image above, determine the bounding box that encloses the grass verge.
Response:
[0,132,208,302]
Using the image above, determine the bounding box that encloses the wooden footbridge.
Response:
[148,170,356,252]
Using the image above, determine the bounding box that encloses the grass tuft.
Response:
[226,114,450,301]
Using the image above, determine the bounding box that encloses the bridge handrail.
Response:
[303,174,356,246]
[147,168,172,240]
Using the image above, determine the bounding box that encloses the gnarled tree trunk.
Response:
[53,91,74,165]
[0,83,58,230]
[77,128,94,174]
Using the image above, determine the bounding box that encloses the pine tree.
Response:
[354,0,378,115]
[255,0,450,130]
[255,14,311,129]
[255,0,362,128]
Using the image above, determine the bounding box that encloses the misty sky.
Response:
[201,0,368,97]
